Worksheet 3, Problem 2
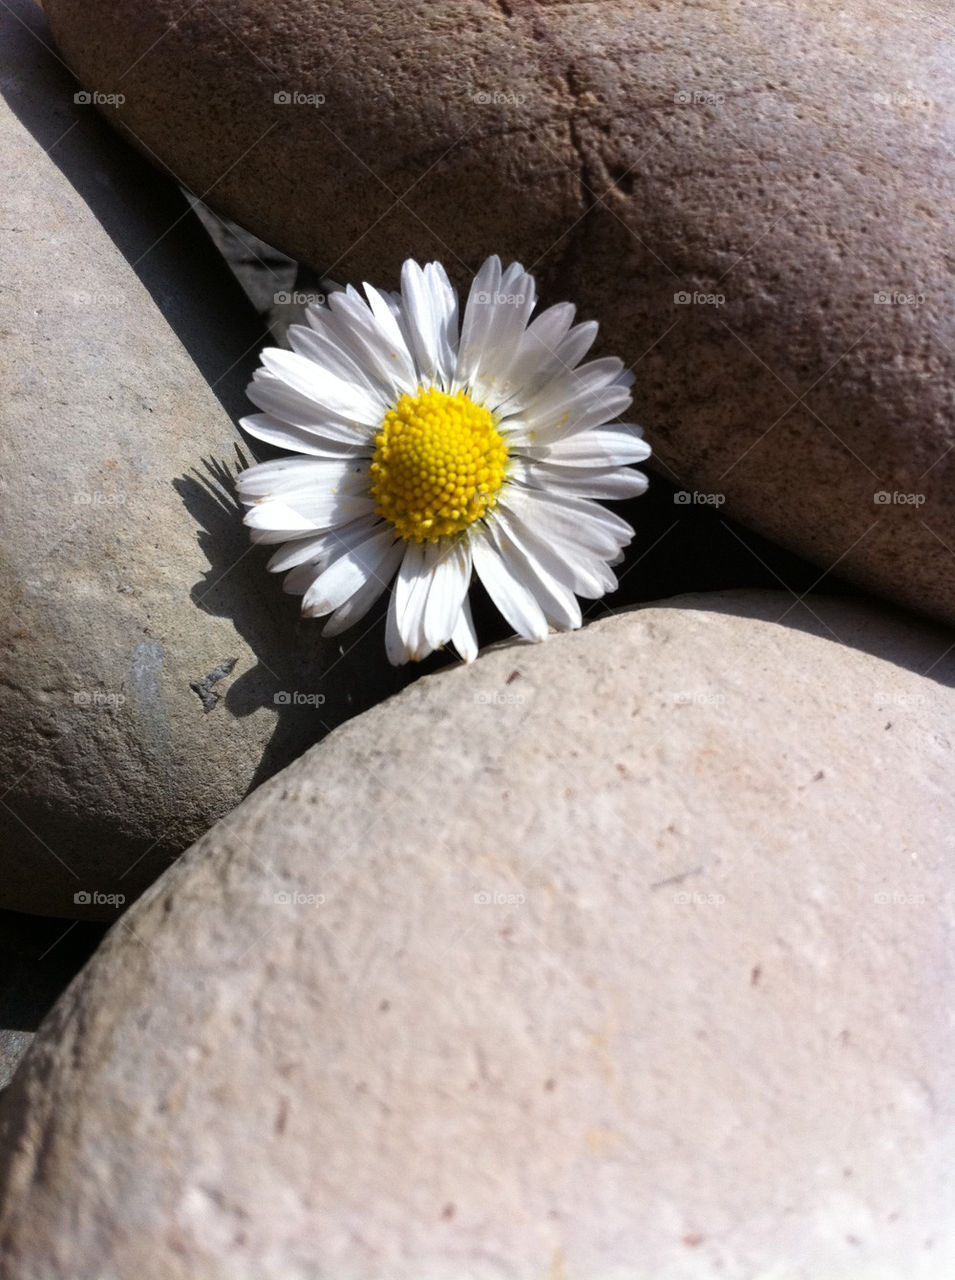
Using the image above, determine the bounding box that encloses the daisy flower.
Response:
[236,255,650,665]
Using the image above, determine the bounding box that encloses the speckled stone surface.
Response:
[40,0,955,627]
[1,593,952,1280]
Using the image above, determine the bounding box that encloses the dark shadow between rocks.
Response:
[0,910,107,1033]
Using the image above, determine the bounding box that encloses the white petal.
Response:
[400,259,459,389]
[286,322,391,404]
[236,456,356,500]
[258,348,384,425]
[520,359,632,437]
[239,413,368,458]
[501,484,633,592]
[425,261,460,383]
[491,302,576,413]
[384,575,409,665]
[492,493,607,598]
[282,563,324,596]
[244,491,375,533]
[267,532,337,574]
[521,424,651,468]
[302,526,403,617]
[489,507,582,631]
[243,500,317,531]
[471,525,549,644]
[247,375,373,444]
[320,539,404,636]
[422,538,472,650]
[324,287,417,401]
[456,258,538,408]
[266,514,387,578]
[454,255,501,391]
[553,320,599,371]
[451,595,479,663]
[393,540,437,662]
[511,457,650,500]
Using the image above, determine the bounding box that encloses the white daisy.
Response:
[236,256,650,665]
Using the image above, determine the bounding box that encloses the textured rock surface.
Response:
[0,0,414,918]
[1,593,953,1280]
[41,0,955,625]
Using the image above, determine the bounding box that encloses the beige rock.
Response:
[1,592,953,1279]
[41,0,955,626]
[0,0,412,919]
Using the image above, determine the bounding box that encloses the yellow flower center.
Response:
[369,386,508,542]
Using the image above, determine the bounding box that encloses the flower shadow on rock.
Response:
[174,453,434,796]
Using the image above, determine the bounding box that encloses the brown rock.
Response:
[41,0,955,624]
[1,593,953,1278]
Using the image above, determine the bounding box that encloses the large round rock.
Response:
[1,593,952,1279]
[41,0,955,626]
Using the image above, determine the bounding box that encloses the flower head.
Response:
[236,256,650,665]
